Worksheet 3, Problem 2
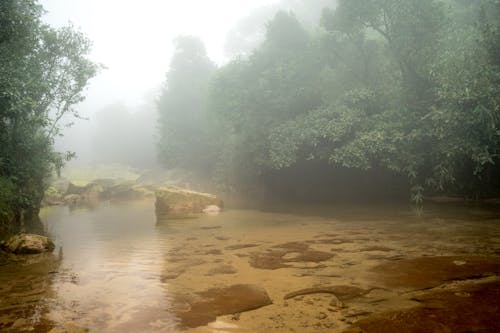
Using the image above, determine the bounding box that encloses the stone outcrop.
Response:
[1,233,55,254]
[50,180,155,207]
[155,186,223,218]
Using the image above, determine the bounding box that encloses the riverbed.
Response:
[1,200,499,332]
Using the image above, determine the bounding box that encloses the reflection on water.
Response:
[0,200,499,332]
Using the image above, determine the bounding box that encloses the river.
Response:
[1,199,499,332]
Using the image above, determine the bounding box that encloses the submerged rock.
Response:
[370,256,500,290]
[1,233,55,254]
[155,186,223,218]
[284,285,370,301]
[249,241,335,270]
[349,281,500,333]
[176,284,272,328]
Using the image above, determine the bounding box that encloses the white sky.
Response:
[40,0,279,113]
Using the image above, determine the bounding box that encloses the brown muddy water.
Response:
[1,200,499,332]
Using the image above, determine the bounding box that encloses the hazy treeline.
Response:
[0,0,98,232]
[56,101,157,169]
[158,0,500,203]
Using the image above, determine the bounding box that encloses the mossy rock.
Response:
[155,186,223,218]
[42,186,63,206]
[1,233,55,254]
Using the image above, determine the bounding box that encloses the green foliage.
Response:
[0,0,98,218]
[207,12,323,190]
[157,36,216,177]
[266,0,500,201]
[158,1,500,202]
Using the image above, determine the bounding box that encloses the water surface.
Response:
[1,200,499,332]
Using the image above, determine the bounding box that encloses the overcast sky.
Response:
[40,0,279,113]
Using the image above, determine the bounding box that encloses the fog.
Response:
[41,0,330,168]
[36,0,499,203]
[2,1,500,332]
[41,0,276,167]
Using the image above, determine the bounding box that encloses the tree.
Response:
[0,0,99,230]
[269,0,499,202]
[157,36,216,178]
[209,11,321,192]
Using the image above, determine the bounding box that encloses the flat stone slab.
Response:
[249,241,334,270]
[370,256,500,290]
[176,284,272,328]
[348,281,500,333]
[284,285,370,301]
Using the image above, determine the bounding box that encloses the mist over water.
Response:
[1,1,499,332]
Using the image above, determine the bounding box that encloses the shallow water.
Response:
[1,200,499,332]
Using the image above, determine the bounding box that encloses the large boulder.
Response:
[155,186,223,218]
[1,234,55,254]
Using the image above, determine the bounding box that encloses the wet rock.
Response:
[272,241,310,252]
[359,246,393,252]
[207,264,238,275]
[176,284,272,328]
[48,323,89,333]
[202,205,221,215]
[155,186,223,219]
[225,244,259,250]
[287,250,334,263]
[314,238,355,245]
[249,240,334,270]
[284,285,369,301]
[249,252,289,270]
[370,256,500,290]
[205,249,222,255]
[200,226,221,230]
[351,281,500,333]
[1,234,55,254]
[317,312,328,320]
[161,259,206,280]
[330,297,346,308]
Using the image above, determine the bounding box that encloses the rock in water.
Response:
[176,284,272,328]
[202,205,222,215]
[155,186,223,219]
[2,234,55,254]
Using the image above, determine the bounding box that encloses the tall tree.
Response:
[0,0,98,229]
[157,36,216,178]
[209,11,320,191]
